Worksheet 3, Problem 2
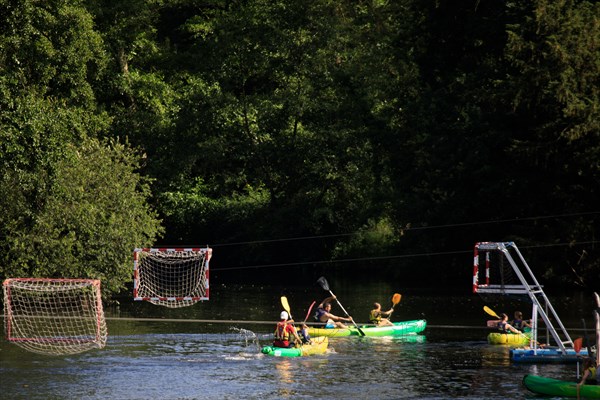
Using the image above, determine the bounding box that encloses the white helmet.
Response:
[280,311,289,320]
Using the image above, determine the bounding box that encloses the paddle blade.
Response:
[574,337,583,354]
[392,293,401,307]
[304,301,316,323]
[483,306,500,319]
[317,276,330,291]
[281,296,292,317]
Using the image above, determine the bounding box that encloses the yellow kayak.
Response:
[487,331,530,345]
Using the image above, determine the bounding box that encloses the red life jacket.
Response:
[274,321,292,347]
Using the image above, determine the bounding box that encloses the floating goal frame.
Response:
[472,241,574,354]
[3,278,107,355]
[472,241,534,294]
[133,247,211,307]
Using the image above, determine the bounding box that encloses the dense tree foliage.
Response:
[1,0,598,296]
[0,0,162,296]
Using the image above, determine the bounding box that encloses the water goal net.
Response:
[3,278,108,355]
[133,247,211,307]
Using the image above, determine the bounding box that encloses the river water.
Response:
[1,283,597,399]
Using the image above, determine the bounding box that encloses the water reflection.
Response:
[274,360,294,397]
[480,344,512,367]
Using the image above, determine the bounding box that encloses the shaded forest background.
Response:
[1,0,598,298]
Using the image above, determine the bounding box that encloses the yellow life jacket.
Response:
[370,310,381,324]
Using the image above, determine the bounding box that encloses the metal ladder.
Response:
[473,241,574,353]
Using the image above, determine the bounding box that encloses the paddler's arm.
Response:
[318,296,336,308]
[576,370,589,400]
[329,313,352,323]
[292,327,302,343]
[578,369,590,386]
[507,323,521,334]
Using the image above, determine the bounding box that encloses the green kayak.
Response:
[307,319,426,337]
[523,374,600,398]
[261,336,328,357]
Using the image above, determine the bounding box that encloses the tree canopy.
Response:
[1,0,598,296]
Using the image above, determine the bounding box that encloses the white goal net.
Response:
[2,278,108,355]
[133,247,211,307]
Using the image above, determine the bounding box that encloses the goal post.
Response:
[133,247,211,307]
[472,241,576,354]
[472,241,531,294]
[2,278,108,355]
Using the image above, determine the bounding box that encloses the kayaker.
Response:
[274,311,301,348]
[369,302,394,326]
[577,358,598,399]
[314,296,353,328]
[512,311,532,330]
[497,313,521,334]
[299,323,312,344]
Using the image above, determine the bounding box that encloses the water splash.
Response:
[230,327,260,350]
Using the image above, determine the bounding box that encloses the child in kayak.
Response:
[369,302,394,326]
[299,323,312,344]
[512,311,532,330]
[497,313,522,334]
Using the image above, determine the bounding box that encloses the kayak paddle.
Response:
[582,318,592,355]
[303,301,316,324]
[483,306,500,319]
[391,293,401,310]
[387,293,401,321]
[574,337,583,354]
[316,276,365,336]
